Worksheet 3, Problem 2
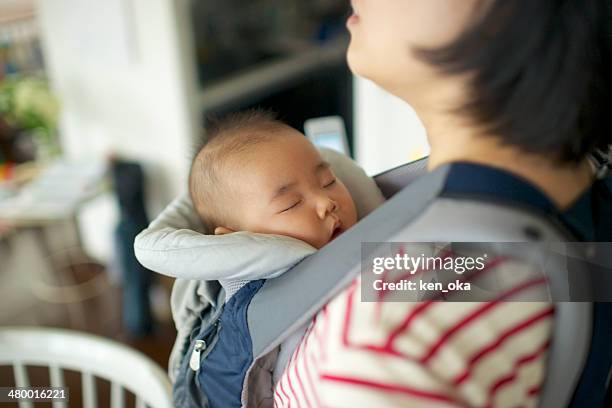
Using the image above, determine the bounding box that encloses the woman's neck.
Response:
[420,109,594,210]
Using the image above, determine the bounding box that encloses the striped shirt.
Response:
[274,269,553,407]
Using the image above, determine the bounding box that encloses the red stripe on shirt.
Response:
[302,324,323,408]
[278,375,292,408]
[384,300,435,350]
[527,383,541,396]
[320,303,330,363]
[320,373,464,406]
[485,340,551,407]
[341,279,429,359]
[292,328,313,407]
[285,360,300,408]
[341,280,359,347]
[453,307,555,385]
[275,389,286,407]
[421,277,549,364]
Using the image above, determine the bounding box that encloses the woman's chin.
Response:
[346,45,369,80]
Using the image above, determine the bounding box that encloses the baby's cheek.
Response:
[343,197,358,226]
[282,220,325,249]
[338,184,358,223]
[304,226,328,249]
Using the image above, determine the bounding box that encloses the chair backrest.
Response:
[0,326,172,408]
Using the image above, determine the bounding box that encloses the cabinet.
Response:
[188,0,354,152]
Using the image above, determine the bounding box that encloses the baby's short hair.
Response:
[189,109,290,232]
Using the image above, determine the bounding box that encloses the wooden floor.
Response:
[0,261,177,407]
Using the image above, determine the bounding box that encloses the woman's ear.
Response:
[214,226,235,235]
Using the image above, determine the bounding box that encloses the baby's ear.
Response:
[214,226,235,235]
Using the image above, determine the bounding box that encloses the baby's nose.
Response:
[317,198,338,218]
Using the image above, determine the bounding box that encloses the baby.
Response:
[187,109,360,382]
[189,109,358,261]
[135,109,384,388]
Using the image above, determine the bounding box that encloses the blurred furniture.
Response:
[0,160,111,328]
[0,160,108,224]
[0,326,172,408]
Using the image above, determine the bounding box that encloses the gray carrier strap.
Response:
[374,156,429,198]
[539,302,592,408]
[247,162,593,408]
[247,163,450,358]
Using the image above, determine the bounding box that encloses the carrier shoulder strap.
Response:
[246,161,592,408]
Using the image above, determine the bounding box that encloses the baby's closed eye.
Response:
[280,199,303,213]
[323,178,336,188]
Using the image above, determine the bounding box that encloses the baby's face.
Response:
[221,130,358,249]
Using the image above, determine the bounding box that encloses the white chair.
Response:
[0,326,173,408]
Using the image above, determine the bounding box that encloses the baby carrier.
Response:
[138,154,611,408]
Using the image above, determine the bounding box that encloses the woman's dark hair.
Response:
[418,0,612,163]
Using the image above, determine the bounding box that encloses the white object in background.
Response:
[35,0,200,262]
[0,326,173,408]
[304,115,350,156]
[36,0,199,210]
[353,77,429,175]
[45,0,135,67]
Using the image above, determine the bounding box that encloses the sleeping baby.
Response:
[134,109,385,388]
[189,109,358,283]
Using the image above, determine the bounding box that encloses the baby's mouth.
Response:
[330,221,343,241]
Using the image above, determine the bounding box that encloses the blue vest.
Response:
[173,280,265,408]
[197,280,265,408]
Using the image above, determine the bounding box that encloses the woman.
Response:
[274,0,611,407]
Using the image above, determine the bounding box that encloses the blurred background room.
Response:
[0,0,428,405]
